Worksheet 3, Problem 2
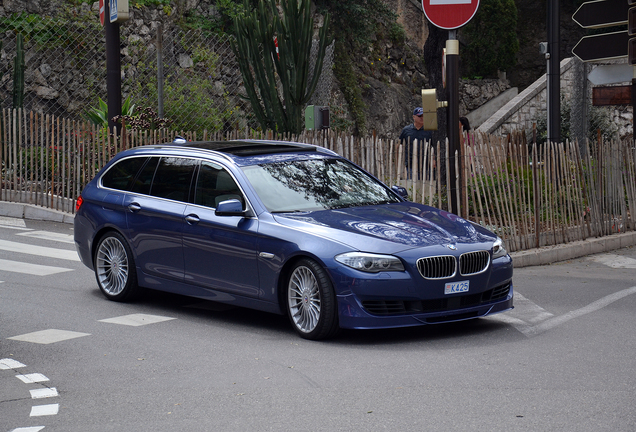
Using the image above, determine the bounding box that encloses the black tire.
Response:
[286,258,340,340]
[93,232,140,302]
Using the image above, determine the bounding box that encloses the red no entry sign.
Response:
[422,0,480,30]
[99,0,105,26]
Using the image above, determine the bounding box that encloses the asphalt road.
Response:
[1,217,635,432]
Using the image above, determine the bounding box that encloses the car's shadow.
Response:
[89,287,515,347]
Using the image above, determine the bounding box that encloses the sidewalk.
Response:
[1,201,634,268]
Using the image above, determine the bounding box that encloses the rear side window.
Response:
[101,157,148,191]
[149,157,197,202]
[130,157,159,195]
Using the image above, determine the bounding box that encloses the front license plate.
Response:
[445,280,469,294]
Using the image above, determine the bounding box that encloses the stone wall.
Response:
[478,58,576,136]
[478,57,633,141]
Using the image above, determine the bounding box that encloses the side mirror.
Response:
[215,199,246,217]
[392,185,408,200]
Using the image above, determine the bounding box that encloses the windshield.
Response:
[241,158,401,213]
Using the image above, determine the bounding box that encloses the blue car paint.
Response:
[74,141,514,332]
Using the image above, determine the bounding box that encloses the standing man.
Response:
[399,107,433,177]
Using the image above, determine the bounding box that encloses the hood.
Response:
[273,203,495,253]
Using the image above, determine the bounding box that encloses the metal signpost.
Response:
[421,0,480,215]
[573,0,635,138]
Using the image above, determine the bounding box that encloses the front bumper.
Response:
[336,282,514,330]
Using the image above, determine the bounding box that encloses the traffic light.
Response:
[421,89,448,131]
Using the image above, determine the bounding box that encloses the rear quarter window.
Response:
[101,157,149,191]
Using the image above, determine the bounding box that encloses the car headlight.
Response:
[492,237,508,259]
[335,252,405,273]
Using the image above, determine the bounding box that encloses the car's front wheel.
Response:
[286,259,339,340]
[94,232,140,302]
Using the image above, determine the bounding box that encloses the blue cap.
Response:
[413,107,423,116]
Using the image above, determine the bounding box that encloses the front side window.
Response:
[194,161,244,208]
[241,158,400,213]
[148,157,197,202]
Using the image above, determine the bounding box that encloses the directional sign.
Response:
[422,0,480,30]
[592,85,632,106]
[573,0,629,28]
[588,63,634,85]
[572,30,629,62]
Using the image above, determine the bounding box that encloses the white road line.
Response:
[0,258,73,276]
[524,286,636,337]
[508,292,555,324]
[98,313,176,326]
[0,358,26,369]
[30,388,58,399]
[0,239,79,261]
[493,286,636,337]
[8,329,90,345]
[10,427,45,432]
[16,373,49,383]
[17,231,74,244]
[30,404,59,417]
[0,216,27,228]
[588,253,636,269]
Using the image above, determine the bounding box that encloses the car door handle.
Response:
[128,203,141,212]
[185,214,200,225]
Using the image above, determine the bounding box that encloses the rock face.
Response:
[0,0,582,139]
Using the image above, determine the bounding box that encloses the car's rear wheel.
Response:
[286,259,339,340]
[94,232,140,302]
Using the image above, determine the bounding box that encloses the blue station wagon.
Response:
[74,140,514,340]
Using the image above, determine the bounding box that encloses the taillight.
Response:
[76,195,84,212]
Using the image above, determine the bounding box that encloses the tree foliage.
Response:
[460,0,519,78]
[232,0,330,134]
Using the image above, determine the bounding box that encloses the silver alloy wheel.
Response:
[288,265,321,333]
[96,236,130,296]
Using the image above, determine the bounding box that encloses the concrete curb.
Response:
[0,202,75,225]
[1,202,635,268]
[510,231,636,268]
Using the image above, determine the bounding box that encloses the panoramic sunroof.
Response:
[181,141,318,156]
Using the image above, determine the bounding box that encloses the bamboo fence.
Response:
[1,109,634,253]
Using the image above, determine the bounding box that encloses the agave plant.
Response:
[85,96,135,127]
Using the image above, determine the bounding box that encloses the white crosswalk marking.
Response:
[98,314,176,327]
[8,329,90,344]
[16,373,49,383]
[17,230,74,244]
[0,226,79,278]
[0,258,72,276]
[30,388,58,399]
[30,404,59,417]
[0,216,27,228]
[0,239,79,261]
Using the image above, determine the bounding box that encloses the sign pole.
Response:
[547,0,560,144]
[633,69,636,143]
[105,0,122,135]
[422,0,479,216]
[446,33,460,215]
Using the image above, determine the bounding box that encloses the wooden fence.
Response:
[1,109,634,252]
